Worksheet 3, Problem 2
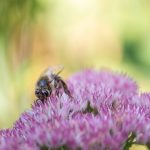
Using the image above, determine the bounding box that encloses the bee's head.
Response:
[35,77,52,100]
[35,88,51,100]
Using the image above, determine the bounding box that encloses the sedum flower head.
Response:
[0,69,150,150]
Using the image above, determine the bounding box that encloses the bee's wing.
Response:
[42,65,64,77]
[52,65,64,75]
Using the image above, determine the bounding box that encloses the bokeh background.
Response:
[0,0,150,136]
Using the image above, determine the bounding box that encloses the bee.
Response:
[35,66,72,102]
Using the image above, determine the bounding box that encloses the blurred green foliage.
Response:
[0,0,42,127]
[0,0,40,39]
[123,36,150,74]
[0,0,42,70]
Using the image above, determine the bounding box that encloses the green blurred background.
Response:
[0,0,150,133]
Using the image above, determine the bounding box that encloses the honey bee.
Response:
[35,66,72,102]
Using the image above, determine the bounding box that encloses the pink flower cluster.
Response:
[0,70,150,150]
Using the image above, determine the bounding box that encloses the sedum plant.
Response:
[0,69,150,150]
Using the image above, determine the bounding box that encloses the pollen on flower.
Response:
[0,69,150,150]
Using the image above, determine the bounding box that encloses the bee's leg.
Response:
[53,76,61,97]
[40,99,45,104]
[34,99,43,106]
[60,79,72,98]
[55,88,62,97]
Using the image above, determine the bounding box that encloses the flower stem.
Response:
[123,132,136,150]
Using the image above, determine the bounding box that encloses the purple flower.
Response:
[0,69,150,150]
